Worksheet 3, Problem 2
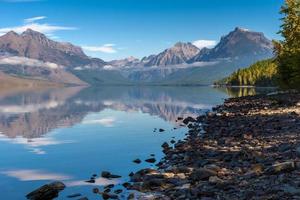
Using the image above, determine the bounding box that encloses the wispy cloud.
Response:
[0,56,63,70]
[1,169,71,181]
[66,177,119,187]
[0,16,76,36]
[82,117,116,127]
[192,40,216,49]
[0,134,74,155]
[24,16,46,23]
[82,44,117,54]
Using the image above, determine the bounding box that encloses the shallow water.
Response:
[0,86,266,199]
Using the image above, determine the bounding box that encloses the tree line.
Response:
[217,0,300,88]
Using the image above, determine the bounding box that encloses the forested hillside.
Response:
[215,59,278,86]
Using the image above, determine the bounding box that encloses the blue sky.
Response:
[0,0,283,61]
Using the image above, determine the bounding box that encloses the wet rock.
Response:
[77,198,88,200]
[129,172,134,177]
[85,179,95,183]
[127,193,135,200]
[145,158,156,163]
[101,171,121,179]
[104,184,115,189]
[122,182,131,189]
[265,161,295,174]
[26,181,66,200]
[114,189,123,194]
[92,188,100,194]
[67,193,82,198]
[102,193,118,200]
[131,169,159,182]
[159,128,165,132]
[190,168,218,181]
[104,188,111,193]
[101,171,111,178]
[161,142,169,149]
[208,176,223,185]
[183,116,196,124]
[133,159,141,164]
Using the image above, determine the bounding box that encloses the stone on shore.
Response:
[26,181,65,200]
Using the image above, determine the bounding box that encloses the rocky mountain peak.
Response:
[22,28,44,36]
[143,42,200,67]
[0,29,106,68]
[5,30,18,37]
[190,27,274,63]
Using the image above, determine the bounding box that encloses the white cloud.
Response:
[0,56,63,69]
[66,177,119,187]
[0,23,76,36]
[82,44,117,54]
[82,117,116,127]
[1,169,71,181]
[192,40,216,49]
[0,15,76,37]
[24,16,46,23]
[0,134,74,155]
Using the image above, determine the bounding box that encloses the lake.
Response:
[0,86,271,199]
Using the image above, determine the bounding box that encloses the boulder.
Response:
[264,161,295,174]
[190,168,217,181]
[26,181,65,200]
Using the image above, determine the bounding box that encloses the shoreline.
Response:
[128,91,300,199]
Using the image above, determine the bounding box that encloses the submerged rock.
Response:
[67,193,82,198]
[145,158,156,163]
[101,171,121,179]
[133,159,142,164]
[26,181,65,200]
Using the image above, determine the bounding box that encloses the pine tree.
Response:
[274,0,300,88]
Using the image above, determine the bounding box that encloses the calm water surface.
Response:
[0,86,268,199]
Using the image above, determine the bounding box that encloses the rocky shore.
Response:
[129,91,300,199]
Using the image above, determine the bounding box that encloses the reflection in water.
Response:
[0,86,272,200]
[215,86,277,98]
[0,86,227,139]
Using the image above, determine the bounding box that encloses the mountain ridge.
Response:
[0,27,274,85]
[0,29,106,69]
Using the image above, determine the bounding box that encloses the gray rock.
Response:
[26,181,66,200]
[190,168,217,181]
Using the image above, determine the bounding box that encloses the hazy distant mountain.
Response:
[189,27,273,63]
[108,56,140,68]
[0,29,106,69]
[0,27,275,86]
[143,42,200,67]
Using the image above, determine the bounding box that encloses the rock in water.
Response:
[145,158,156,163]
[26,181,66,200]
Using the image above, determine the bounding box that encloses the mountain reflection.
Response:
[0,86,227,139]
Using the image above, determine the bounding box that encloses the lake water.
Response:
[0,86,270,199]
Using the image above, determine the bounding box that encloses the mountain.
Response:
[0,29,106,69]
[189,27,273,63]
[143,42,200,67]
[0,27,275,86]
[108,56,140,68]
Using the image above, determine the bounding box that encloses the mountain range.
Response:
[0,27,274,86]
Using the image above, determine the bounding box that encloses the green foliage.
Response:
[274,0,300,88]
[215,59,278,86]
